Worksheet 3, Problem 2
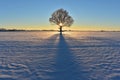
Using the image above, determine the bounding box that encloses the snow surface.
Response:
[0,31,120,80]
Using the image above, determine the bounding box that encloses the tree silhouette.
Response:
[49,9,74,33]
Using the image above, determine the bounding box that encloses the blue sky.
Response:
[0,0,120,30]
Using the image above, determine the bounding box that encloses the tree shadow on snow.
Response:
[52,33,88,80]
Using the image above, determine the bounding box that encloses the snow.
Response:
[0,31,120,80]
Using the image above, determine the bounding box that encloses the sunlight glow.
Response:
[59,23,63,26]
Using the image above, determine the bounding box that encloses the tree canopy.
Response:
[49,9,74,27]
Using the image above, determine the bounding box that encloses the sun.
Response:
[59,23,63,26]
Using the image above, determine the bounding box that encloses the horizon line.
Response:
[0,28,120,32]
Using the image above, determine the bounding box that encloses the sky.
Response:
[0,0,120,31]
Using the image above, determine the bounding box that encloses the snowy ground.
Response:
[0,31,120,80]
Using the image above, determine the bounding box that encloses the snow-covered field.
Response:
[0,31,120,80]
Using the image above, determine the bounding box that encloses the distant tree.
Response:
[49,8,74,33]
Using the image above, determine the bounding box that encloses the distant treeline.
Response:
[0,28,71,32]
[0,28,57,32]
[0,28,120,32]
[0,28,25,32]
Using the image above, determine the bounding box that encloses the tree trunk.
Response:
[59,26,62,34]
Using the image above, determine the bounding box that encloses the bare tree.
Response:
[49,8,74,33]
